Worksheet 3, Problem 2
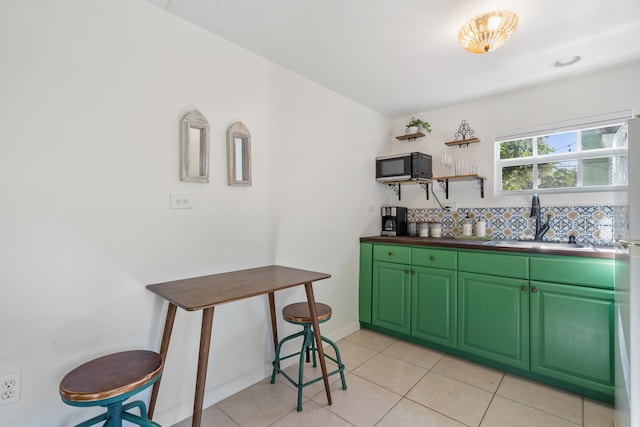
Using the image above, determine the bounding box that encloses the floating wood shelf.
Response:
[431,174,483,180]
[396,132,425,142]
[444,137,481,147]
[432,174,486,198]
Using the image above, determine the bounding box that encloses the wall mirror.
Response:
[180,110,210,183]
[226,121,252,186]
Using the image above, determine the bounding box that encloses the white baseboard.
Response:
[329,320,361,342]
[153,321,361,426]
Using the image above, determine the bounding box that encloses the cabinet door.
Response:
[372,261,411,334]
[412,266,457,348]
[530,281,614,396]
[458,272,530,369]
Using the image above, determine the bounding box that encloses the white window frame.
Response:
[494,110,631,195]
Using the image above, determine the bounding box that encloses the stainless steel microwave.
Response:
[376,152,432,182]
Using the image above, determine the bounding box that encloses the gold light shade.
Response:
[458,10,519,54]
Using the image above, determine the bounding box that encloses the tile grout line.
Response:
[312,333,595,426]
[191,330,609,427]
[382,345,473,427]
[349,333,492,426]
[353,333,593,426]
[477,372,506,427]
[493,392,584,426]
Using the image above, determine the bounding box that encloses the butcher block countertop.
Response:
[360,235,618,259]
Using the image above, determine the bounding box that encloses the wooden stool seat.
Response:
[271,302,346,411]
[282,302,332,324]
[60,350,163,427]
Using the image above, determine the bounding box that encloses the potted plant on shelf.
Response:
[405,116,432,135]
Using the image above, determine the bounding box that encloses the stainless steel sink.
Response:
[482,240,592,250]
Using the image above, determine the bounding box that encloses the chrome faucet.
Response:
[530,193,550,241]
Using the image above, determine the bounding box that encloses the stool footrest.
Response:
[271,324,347,411]
[275,362,345,390]
[73,412,108,427]
[71,400,161,427]
[122,410,162,427]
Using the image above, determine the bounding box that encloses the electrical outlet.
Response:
[0,371,21,406]
[170,194,194,209]
[444,202,458,212]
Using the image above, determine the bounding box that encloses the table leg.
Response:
[304,282,332,406]
[268,292,279,362]
[148,303,177,419]
[193,307,215,427]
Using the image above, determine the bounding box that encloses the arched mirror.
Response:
[226,122,252,186]
[180,110,210,183]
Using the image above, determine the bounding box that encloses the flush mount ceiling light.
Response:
[458,10,519,54]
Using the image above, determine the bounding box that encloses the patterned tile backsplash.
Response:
[408,205,626,246]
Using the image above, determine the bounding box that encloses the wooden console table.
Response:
[146,265,332,427]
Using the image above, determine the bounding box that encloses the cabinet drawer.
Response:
[412,247,457,270]
[373,244,411,264]
[458,251,529,279]
[530,256,614,289]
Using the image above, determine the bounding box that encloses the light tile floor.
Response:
[172,329,614,427]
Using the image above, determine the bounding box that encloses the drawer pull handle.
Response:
[411,270,415,275]
[388,251,393,256]
[405,269,410,274]
[531,287,538,293]
[521,285,527,292]
[429,255,435,261]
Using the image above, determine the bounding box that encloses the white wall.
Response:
[385,61,640,210]
[3,2,638,426]
[0,1,388,426]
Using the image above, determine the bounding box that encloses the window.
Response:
[495,112,630,194]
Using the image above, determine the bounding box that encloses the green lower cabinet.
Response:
[411,266,457,347]
[530,280,615,395]
[361,242,616,400]
[458,272,530,370]
[372,261,411,334]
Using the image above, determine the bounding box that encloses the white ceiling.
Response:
[146,0,640,118]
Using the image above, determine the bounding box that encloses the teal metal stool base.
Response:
[270,302,347,411]
[64,400,160,427]
[60,350,163,427]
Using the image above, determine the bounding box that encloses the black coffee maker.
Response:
[381,206,408,236]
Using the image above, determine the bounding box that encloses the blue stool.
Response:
[270,302,347,411]
[59,350,163,427]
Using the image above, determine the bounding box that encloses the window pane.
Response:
[538,160,577,189]
[583,156,628,186]
[497,120,628,193]
[500,139,533,159]
[501,164,533,190]
[582,125,622,150]
[541,132,576,154]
